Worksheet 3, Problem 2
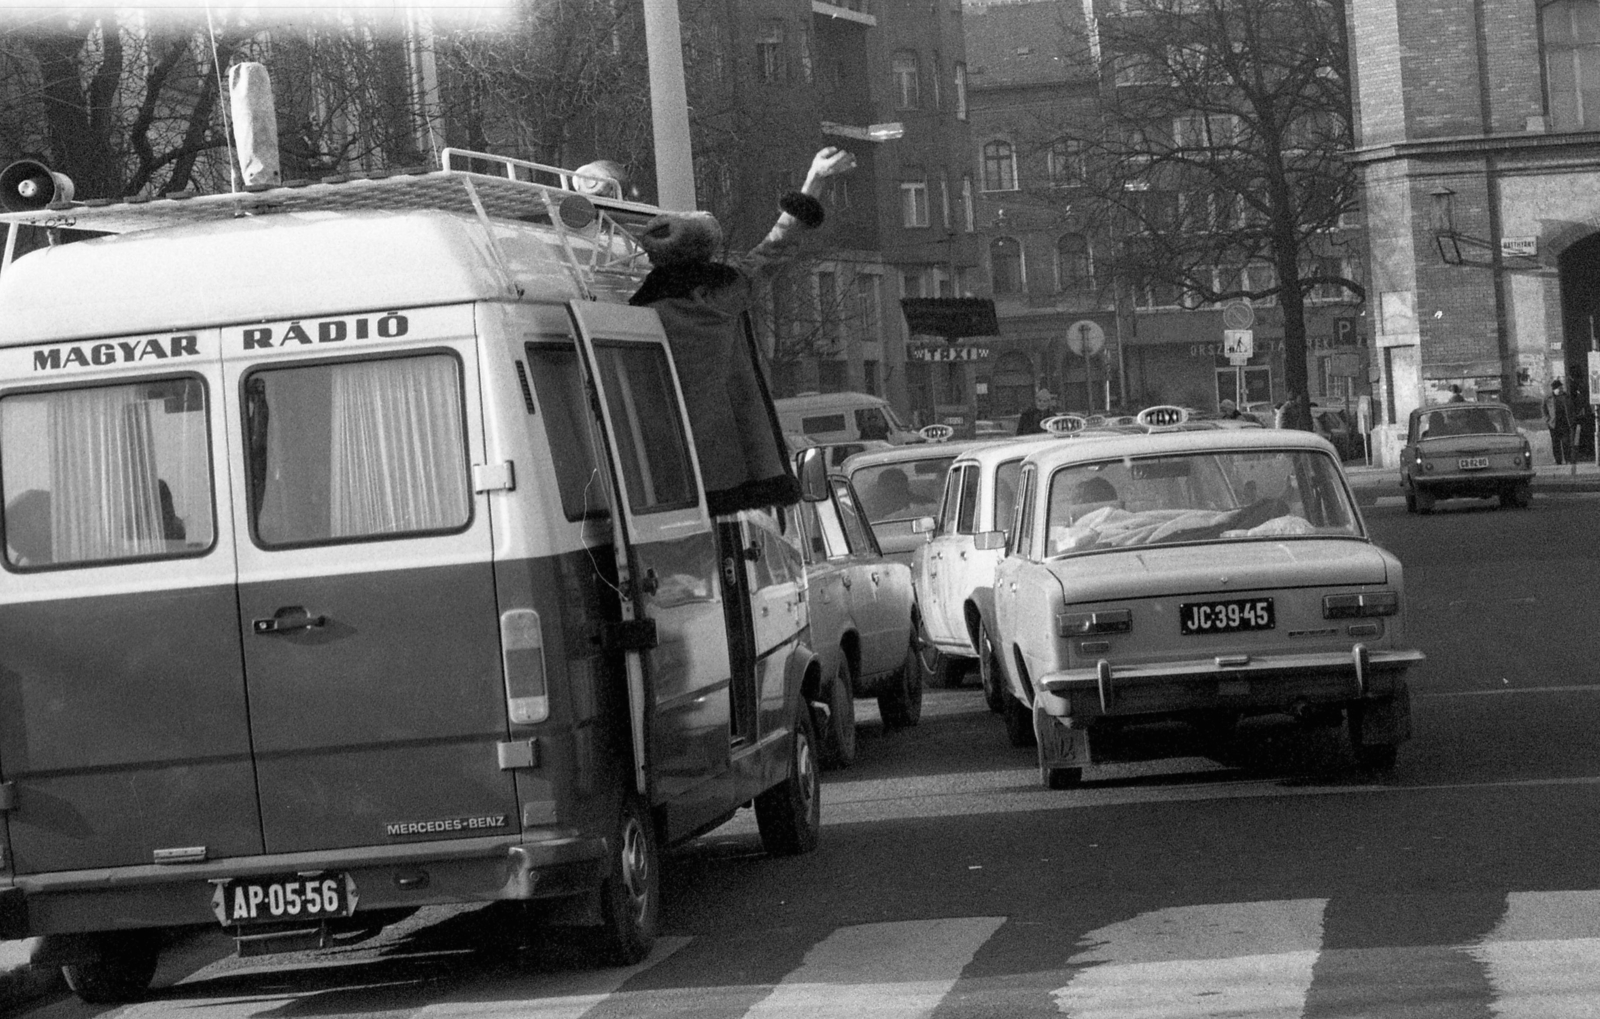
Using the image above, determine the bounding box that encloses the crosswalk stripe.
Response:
[1471,891,1600,1019]
[739,916,1004,1019]
[410,936,689,1019]
[1052,899,1327,1019]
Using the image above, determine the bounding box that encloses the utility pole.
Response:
[643,0,695,210]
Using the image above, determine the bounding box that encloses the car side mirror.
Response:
[911,516,936,534]
[795,447,828,502]
[973,530,1007,551]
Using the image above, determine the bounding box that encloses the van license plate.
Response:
[1180,598,1274,635]
[213,873,358,926]
[1459,457,1489,469]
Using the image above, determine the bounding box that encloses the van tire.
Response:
[818,660,857,769]
[755,707,821,856]
[878,637,924,730]
[596,795,658,965]
[62,931,161,1004]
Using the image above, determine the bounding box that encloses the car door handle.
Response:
[842,576,852,589]
[871,572,880,585]
[959,551,968,560]
[253,606,327,634]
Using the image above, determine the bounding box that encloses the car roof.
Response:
[841,439,990,470]
[1019,425,1337,472]
[1410,400,1513,416]
[950,429,1132,467]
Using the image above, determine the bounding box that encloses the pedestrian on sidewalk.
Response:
[1545,378,1575,465]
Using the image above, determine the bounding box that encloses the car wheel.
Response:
[62,931,162,1004]
[978,622,1006,715]
[1414,487,1436,515]
[1513,482,1533,508]
[1003,688,1036,748]
[878,635,924,730]
[755,706,822,856]
[596,794,659,965]
[817,658,857,769]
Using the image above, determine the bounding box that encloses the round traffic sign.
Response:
[1064,320,1106,357]
[1222,300,1254,331]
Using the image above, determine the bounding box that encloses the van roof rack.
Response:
[0,148,663,291]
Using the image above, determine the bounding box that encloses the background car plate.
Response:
[1179,597,1274,635]
[213,873,358,926]
[1459,457,1489,469]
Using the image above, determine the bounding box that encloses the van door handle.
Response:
[253,607,327,634]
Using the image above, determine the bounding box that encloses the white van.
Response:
[0,152,827,1001]
[775,391,922,445]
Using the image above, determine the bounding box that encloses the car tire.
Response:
[62,931,162,1004]
[817,659,857,769]
[596,794,659,965]
[978,622,1006,715]
[1003,689,1036,748]
[755,706,822,856]
[1414,487,1436,515]
[878,635,924,730]
[1512,482,1533,508]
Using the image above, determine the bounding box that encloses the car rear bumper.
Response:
[1036,644,1425,720]
[0,830,607,938]
[1410,470,1532,497]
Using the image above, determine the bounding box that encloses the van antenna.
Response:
[205,5,239,194]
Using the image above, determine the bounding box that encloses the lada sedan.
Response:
[843,441,989,566]
[990,429,1423,788]
[1399,401,1532,513]
[796,472,921,762]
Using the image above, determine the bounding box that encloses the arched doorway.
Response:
[991,351,1035,416]
[1559,232,1600,455]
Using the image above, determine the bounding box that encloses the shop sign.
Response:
[1501,236,1538,258]
[911,346,990,362]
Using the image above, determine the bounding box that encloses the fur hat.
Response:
[637,211,724,267]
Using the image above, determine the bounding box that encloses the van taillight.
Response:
[501,609,549,724]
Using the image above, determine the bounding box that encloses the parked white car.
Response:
[989,428,1424,788]
[841,441,990,566]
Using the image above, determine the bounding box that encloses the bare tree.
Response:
[1026,0,1363,402]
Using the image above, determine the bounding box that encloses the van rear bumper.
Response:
[3,830,607,937]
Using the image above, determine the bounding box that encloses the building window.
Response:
[981,140,1017,192]
[1048,138,1084,185]
[954,62,968,120]
[901,180,930,227]
[939,174,951,229]
[1056,233,1093,293]
[852,274,882,344]
[1307,257,1351,304]
[756,21,786,85]
[962,175,975,231]
[798,27,814,84]
[931,50,943,109]
[990,236,1024,295]
[1173,113,1239,150]
[1544,0,1600,130]
[893,49,921,109]
[902,267,925,299]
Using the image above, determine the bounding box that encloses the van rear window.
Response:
[2,376,213,569]
[244,354,471,546]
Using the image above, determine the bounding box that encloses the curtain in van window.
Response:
[48,387,165,562]
[327,357,469,537]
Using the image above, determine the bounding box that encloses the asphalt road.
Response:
[12,492,1600,1019]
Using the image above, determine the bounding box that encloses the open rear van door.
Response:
[567,303,732,835]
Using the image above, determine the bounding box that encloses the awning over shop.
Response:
[900,297,999,339]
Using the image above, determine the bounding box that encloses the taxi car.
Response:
[990,428,1423,787]
[1399,401,1532,513]
[796,471,921,760]
[842,440,989,566]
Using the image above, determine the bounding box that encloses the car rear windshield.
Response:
[1418,406,1514,438]
[1044,448,1361,557]
[853,456,955,524]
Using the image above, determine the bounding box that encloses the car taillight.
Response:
[1058,608,1133,636]
[1323,591,1399,619]
[501,608,549,724]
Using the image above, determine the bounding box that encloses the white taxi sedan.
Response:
[989,429,1423,788]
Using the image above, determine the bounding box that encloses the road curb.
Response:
[1347,471,1600,506]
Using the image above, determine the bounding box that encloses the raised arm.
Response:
[739,146,857,277]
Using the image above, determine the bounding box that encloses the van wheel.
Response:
[756,707,822,855]
[596,795,658,965]
[817,659,857,769]
[62,931,161,1004]
[879,636,924,730]
[978,622,1006,714]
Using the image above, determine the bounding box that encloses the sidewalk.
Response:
[0,938,60,1007]
[1344,459,1600,504]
